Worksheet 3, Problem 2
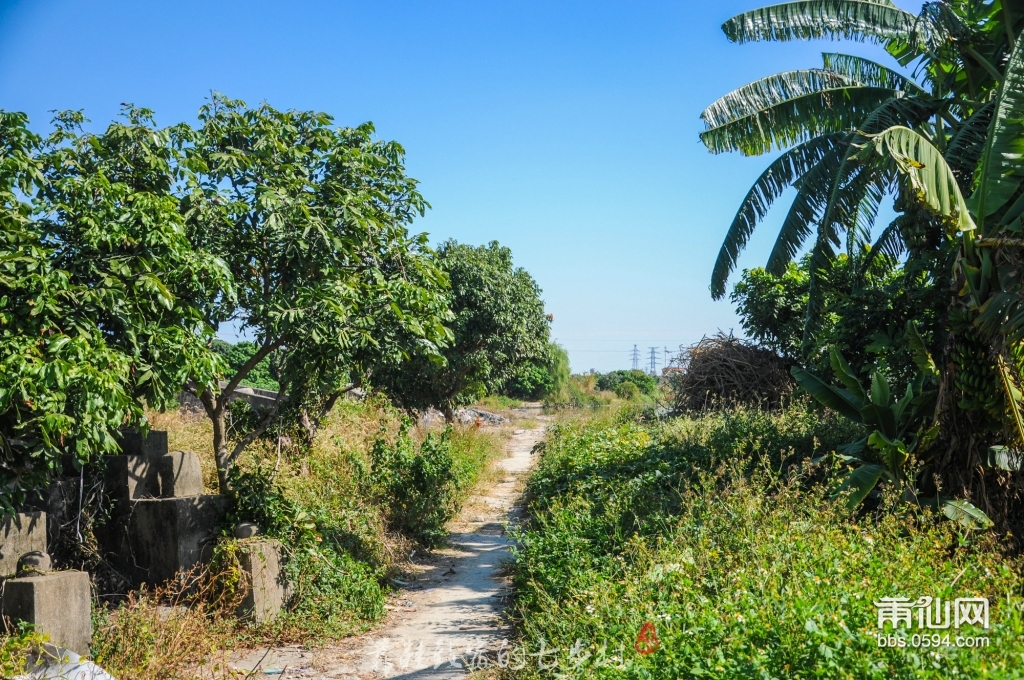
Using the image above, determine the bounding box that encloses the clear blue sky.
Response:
[0,0,923,372]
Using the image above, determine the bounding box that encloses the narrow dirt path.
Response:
[229,415,549,679]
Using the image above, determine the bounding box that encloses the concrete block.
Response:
[157,451,204,498]
[117,429,168,458]
[0,512,47,577]
[237,539,288,622]
[103,454,160,501]
[128,495,226,585]
[2,570,92,655]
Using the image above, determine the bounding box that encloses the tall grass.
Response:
[510,407,1024,678]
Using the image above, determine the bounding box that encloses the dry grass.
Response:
[90,566,244,680]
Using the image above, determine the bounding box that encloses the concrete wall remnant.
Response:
[0,512,47,577]
[157,451,204,498]
[128,495,226,586]
[2,570,92,655]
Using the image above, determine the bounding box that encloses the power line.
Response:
[648,347,659,376]
[631,345,641,371]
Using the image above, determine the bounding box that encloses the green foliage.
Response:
[732,250,948,387]
[595,370,657,396]
[0,108,226,511]
[509,415,1024,678]
[614,381,640,401]
[0,623,48,678]
[372,240,550,417]
[225,466,384,635]
[212,340,279,391]
[367,423,463,547]
[731,261,809,360]
[506,342,571,401]
[177,94,452,490]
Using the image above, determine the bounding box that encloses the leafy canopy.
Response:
[371,240,550,417]
[0,108,227,510]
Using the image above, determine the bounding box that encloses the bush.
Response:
[225,465,385,637]
[614,381,640,400]
[368,423,463,548]
[509,412,1024,678]
[596,370,658,396]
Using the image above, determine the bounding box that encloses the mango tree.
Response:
[371,240,550,419]
[0,108,226,511]
[179,95,452,491]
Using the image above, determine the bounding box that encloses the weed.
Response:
[510,409,1024,678]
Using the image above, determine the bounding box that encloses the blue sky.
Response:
[0,0,922,372]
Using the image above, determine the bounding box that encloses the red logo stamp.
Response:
[635,621,660,655]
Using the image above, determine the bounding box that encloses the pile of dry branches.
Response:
[669,333,793,412]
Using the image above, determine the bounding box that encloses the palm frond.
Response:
[969,33,1024,225]
[821,52,924,93]
[701,85,901,156]
[710,134,845,298]
[763,97,938,275]
[701,70,852,128]
[861,216,907,273]
[858,125,975,233]
[766,145,847,274]
[945,101,995,190]
[722,1,916,46]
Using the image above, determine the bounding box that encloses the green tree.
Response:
[211,340,279,391]
[372,240,550,419]
[181,95,452,491]
[596,369,658,396]
[504,342,571,401]
[0,109,226,510]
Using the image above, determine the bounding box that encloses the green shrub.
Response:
[225,466,384,637]
[368,423,463,548]
[596,370,658,396]
[614,381,640,400]
[510,412,1024,678]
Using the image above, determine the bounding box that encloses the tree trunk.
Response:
[211,407,232,494]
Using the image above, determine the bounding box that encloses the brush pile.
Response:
[669,333,793,412]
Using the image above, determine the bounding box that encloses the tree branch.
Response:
[220,338,282,405]
[225,380,289,467]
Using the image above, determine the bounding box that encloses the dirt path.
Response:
[229,416,548,679]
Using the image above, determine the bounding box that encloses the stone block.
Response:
[0,512,47,577]
[2,570,92,655]
[237,539,288,622]
[157,451,204,498]
[118,429,168,458]
[103,454,160,501]
[128,495,226,585]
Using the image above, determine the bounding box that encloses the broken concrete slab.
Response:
[157,451,204,498]
[2,570,92,655]
[128,495,226,586]
[0,512,47,577]
[237,538,289,623]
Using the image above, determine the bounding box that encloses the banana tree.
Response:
[855,26,1024,441]
[793,330,992,527]
[703,0,1023,349]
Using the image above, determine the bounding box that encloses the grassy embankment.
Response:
[19,395,507,680]
[508,405,1024,679]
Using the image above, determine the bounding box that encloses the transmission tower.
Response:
[631,345,641,371]
[648,347,659,376]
